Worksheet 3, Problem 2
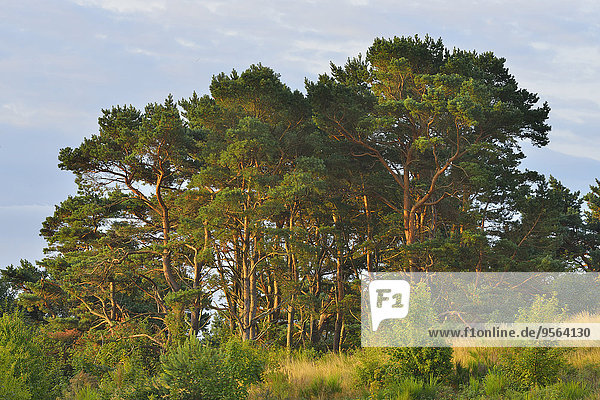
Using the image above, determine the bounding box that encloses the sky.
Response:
[1,0,600,269]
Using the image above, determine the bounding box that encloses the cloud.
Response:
[176,38,201,49]
[4,0,600,267]
[127,47,159,57]
[548,129,600,162]
[0,102,93,132]
[71,0,166,14]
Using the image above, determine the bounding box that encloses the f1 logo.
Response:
[369,280,410,331]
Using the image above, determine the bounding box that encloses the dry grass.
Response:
[281,352,354,391]
[250,338,600,399]
[249,351,367,399]
[452,346,500,369]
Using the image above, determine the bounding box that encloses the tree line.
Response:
[3,35,600,353]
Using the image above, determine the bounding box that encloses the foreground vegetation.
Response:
[1,308,600,399]
[2,34,600,398]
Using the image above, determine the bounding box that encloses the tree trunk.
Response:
[332,213,344,353]
[286,306,295,348]
[109,279,117,321]
[285,213,297,348]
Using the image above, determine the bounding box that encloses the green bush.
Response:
[70,328,159,378]
[0,355,31,400]
[155,337,265,400]
[97,357,157,400]
[387,347,453,381]
[459,376,481,399]
[0,312,63,400]
[354,348,389,388]
[372,376,439,400]
[498,347,567,389]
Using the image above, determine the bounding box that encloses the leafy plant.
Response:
[498,347,567,389]
[483,370,507,397]
[155,337,265,400]
[387,347,453,381]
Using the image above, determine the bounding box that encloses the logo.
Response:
[369,280,410,331]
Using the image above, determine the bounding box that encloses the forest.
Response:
[2,35,600,399]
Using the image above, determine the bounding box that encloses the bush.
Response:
[70,327,159,378]
[97,357,157,400]
[155,337,265,400]
[523,380,589,400]
[0,312,63,400]
[498,347,567,389]
[387,347,453,381]
[61,372,100,400]
[0,358,31,400]
[354,348,390,388]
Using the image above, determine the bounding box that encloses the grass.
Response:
[249,351,364,399]
[249,345,600,399]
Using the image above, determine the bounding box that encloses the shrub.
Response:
[70,327,159,378]
[0,356,31,400]
[61,372,100,400]
[387,347,453,381]
[498,347,567,389]
[459,376,481,399]
[375,376,439,400]
[97,357,157,400]
[0,312,63,400]
[354,348,389,388]
[155,337,265,400]
[523,380,589,400]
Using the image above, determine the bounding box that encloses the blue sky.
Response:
[1,0,600,268]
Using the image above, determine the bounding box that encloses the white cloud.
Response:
[128,47,159,57]
[0,102,94,134]
[548,129,600,162]
[71,0,166,14]
[176,38,200,49]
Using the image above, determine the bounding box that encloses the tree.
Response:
[582,180,600,270]
[45,96,201,344]
[308,35,551,271]
[180,65,315,341]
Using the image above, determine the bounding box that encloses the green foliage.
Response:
[498,347,567,389]
[354,348,390,388]
[516,294,567,323]
[559,381,590,399]
[97,357,157,400]
[374,376,439,400]
[298,375,342,399]
[62,372,100,400]
[0,353,32,400]
[483,370,508,397]
[0,312,63,400]
[155,337,265,400]
[70,329,159,378]
[387,347,453,381]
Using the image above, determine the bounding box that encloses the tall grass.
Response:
[249,351,364,399]
[250,343,600,399]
